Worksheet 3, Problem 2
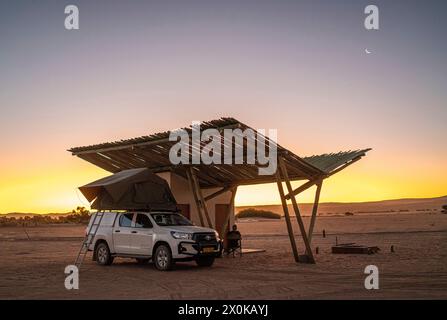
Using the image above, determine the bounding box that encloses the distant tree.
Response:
[75,206,89,214]
[442,204,447,212]
[66,206,91,224]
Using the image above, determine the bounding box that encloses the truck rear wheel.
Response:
[154,244,173,271]
[95,242,113,266]
[195,257,215,267]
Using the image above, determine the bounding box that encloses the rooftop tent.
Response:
[79,168,177,211]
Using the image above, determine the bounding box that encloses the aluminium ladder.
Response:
[74,211,105,269]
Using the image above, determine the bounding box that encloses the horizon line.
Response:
[1,194,446,215]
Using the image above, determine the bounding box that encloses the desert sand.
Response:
[0,212,446,299]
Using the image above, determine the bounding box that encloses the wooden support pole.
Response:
[219,187,237,238]
[198,187,214,229]
[278,157,315,264]
[204,186,232,201]
[186,168,205,227]
[275,169,300,263]
[308,181,322,245]
[190,167,213,228]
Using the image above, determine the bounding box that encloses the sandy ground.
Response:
[0,213,446,299]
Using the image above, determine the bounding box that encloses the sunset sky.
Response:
[0,0,446,213]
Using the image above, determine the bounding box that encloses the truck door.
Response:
[130,213,154,256]
[113,213,135,254]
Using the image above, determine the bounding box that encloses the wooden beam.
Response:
[204,186,232,201]
[308,181,322,245]
[284,176,324,200]
[195,169,225,186]
[98,152,137,169]
[77,154,121,173]
[219,187,237,237]
[70,122,242,155]
[104,150,145,168]
[134,147,173,166]
[231,175,306,188]
[190,168,213,228]
[275,169,300,263]
[327,156,363,176]
[186,168,205,227]
[278,157,315,264]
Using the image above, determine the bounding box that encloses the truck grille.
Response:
[193,232,216,243]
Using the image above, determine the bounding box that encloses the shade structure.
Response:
[68,118,370,188]
[70,117,371,264]
[79,168,177,211]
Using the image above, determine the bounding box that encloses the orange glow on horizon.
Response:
[0,152,446,214]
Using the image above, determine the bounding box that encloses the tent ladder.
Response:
[74,211,105,269]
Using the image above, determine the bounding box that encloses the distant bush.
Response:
[442,204,447,211]
[236,208,281,219]
[0,207,91,227]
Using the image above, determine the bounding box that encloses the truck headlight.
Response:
[170,231,193,240]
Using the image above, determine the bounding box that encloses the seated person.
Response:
[226,224,241,250]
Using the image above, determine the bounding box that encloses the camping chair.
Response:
[225,231,242,257]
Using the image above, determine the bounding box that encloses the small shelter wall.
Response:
[156,172,234,230]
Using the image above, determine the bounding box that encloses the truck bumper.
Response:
[176,240,223,258]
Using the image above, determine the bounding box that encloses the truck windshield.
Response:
[150,213,193,226]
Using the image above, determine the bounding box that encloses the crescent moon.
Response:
[365,48,371,54]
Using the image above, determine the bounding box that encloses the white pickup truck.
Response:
[86,211,222,271]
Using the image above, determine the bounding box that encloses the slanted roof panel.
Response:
[303,149,371,174]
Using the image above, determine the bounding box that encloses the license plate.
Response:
[202,247,214,253]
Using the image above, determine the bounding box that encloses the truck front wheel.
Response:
[195,257,215,267]
[154,244,174,271]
